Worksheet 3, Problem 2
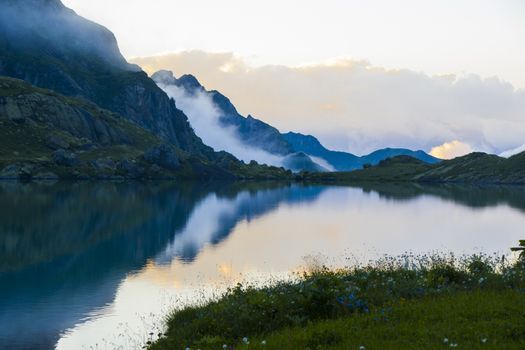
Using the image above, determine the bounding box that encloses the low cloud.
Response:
[500,144,525,158]
[132,50,525,156]
[156,80,284,166]
[430,140,473,160]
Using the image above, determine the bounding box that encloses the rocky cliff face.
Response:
[0,0,212,157]
[0,78,132,146]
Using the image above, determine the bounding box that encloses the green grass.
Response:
[244,290,525,350]
[149,254,525,350]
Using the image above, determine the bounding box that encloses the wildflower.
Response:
[443,338,449,343]
[481,338,487,343]
[222,345,227,349]
[359,346,365,350]
[450,343,458,348]
[478,277,485,284]
[261,340,267,345]
[242,337,249,344]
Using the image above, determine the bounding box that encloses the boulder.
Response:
[92,158,116,171]
[117,159,144,179]
[0,164,19,179]
[33,172,59,180]
[144,144,180,170]
[52,149,77,166]
[45,134,70,150]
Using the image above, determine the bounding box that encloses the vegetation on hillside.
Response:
[302,153,525,185]
[149,249,525,349]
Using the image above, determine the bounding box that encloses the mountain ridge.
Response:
[152,70,440,172]
[302,152,525,185]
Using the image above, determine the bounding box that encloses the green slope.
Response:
[303,153,525,185]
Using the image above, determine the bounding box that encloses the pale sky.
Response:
[62,0,525,157]
[63,0,525,88]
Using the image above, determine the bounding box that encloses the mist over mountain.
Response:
[0,0,132,71]
[133,51,525,157]
[152,70,329,172]
[152,70,440,172]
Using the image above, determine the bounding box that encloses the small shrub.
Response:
[467,255,494,276]
[426,264,466,288]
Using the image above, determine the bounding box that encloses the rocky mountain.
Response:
[0,77,216,179]
[0,0,211,155]
[0,0,297,180]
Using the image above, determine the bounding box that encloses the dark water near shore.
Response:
[0,181,524,349]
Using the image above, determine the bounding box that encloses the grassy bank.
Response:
[149,253,525,350]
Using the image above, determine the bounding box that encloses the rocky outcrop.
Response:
[0,79,133,146]
[45,134,70,150]
[52,149,77,167]
[0,164,33,180]
[117,159,144,179]
[144,144,180,170]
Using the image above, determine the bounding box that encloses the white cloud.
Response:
[430,141,473,160]
[132,51,525,156]
[157,81,285,166]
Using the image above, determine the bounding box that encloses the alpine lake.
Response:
[1,181,523,349]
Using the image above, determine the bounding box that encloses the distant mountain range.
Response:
[152,70,441,172]
[282,132,440,170]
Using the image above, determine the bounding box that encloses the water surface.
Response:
[0,181,524,349]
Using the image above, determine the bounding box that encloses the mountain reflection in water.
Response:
[0,181,524,350]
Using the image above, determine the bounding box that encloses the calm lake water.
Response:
[1,181,524,349]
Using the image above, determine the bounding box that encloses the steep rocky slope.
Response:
[0,0,210,155]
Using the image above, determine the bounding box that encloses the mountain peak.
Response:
[1,0,65,9]
[151,70,177,85]
[177,74,202,91]
[151,71,203,92]
[0,0,133,71]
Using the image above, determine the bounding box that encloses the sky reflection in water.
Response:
[0,181,524,349]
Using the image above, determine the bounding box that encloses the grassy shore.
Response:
[149,253,525,350]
